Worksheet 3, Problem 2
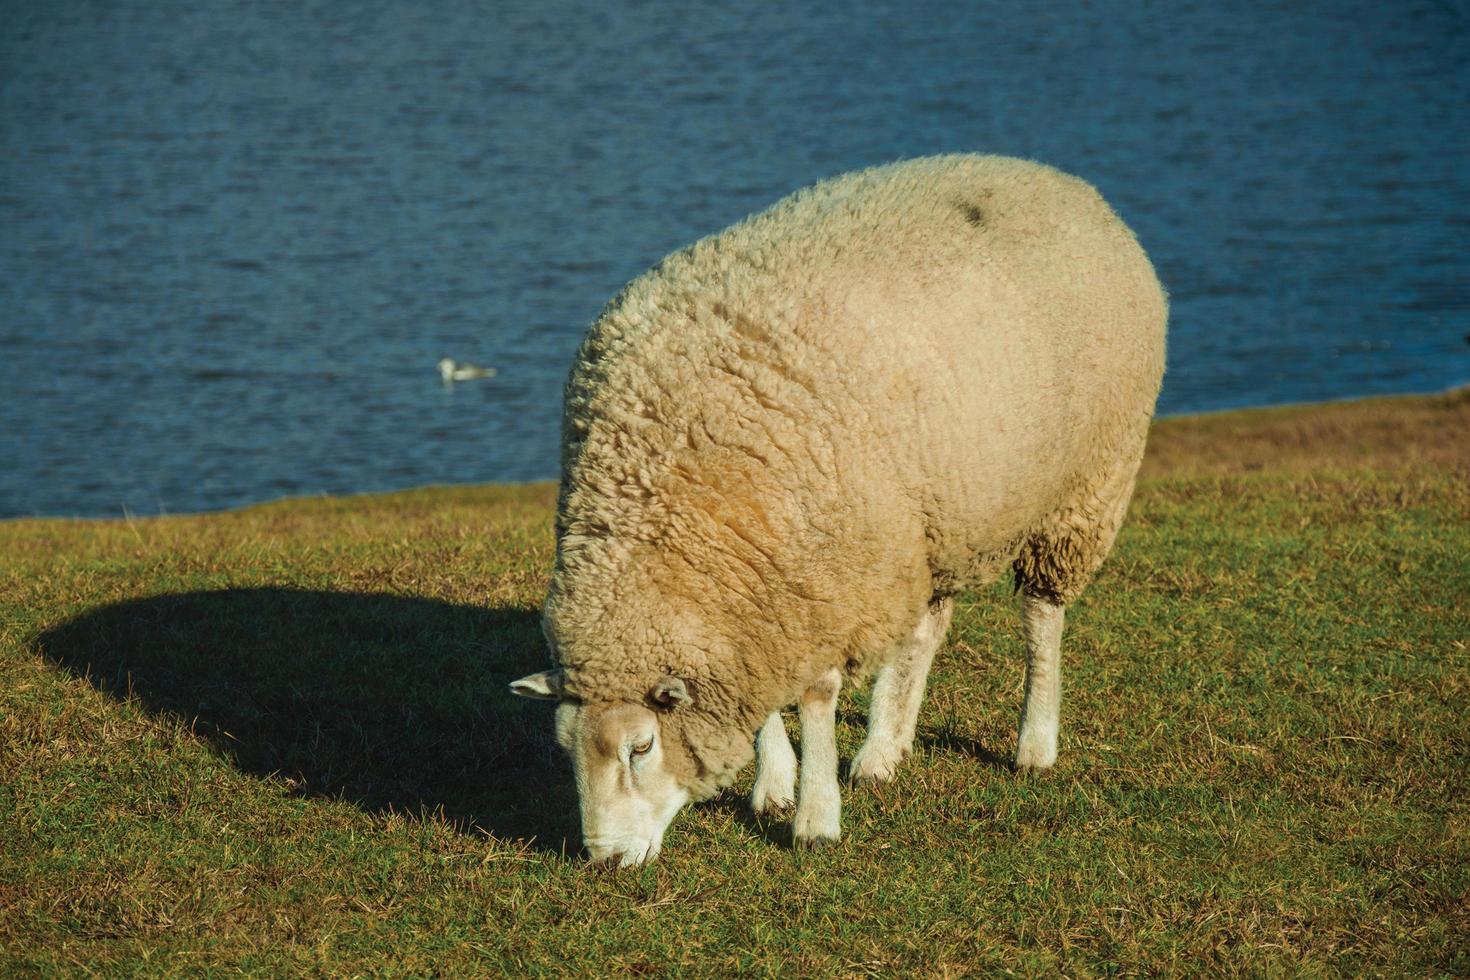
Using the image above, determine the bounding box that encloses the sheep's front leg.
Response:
[851,597,953,783]
[792,667,842,847]
[750,712,797,814]
[1015,591,1065,770]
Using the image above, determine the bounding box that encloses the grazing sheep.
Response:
[512,153,1167,866]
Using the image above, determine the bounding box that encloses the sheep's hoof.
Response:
[1013,745,1057,773]
[848,750,903,785]
[848,741,911,785]
[750,791,795,816]
[848,770,894,788]
[794,833,840,850]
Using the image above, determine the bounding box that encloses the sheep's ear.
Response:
[510,670,564,701]
[649,675,692,710]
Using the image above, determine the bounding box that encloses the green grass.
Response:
[3,392,1468,975]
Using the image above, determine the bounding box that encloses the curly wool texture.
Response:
[542,154,1167,798]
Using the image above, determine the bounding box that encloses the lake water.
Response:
[2,0,1466,519]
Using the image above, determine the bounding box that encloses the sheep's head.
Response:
[510,669,695,867]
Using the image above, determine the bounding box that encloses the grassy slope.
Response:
[2,389,1467,976]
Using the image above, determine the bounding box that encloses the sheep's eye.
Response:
[630,738,653,757]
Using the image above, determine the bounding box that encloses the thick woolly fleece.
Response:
[542,154,1167,799]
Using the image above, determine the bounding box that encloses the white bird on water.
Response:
[438,357,496,382]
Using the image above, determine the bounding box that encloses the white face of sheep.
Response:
[509,670,692,868]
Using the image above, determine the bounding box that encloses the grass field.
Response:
[3,389,1467,975]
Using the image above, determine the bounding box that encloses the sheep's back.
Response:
[790,156,1168,588]
[563,154,1166,601]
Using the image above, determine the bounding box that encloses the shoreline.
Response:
[4,384,1466,526]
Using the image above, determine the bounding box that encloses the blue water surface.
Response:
[2,0,1466,518]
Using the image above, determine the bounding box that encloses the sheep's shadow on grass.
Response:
[32,588,580,855]
[836,707,1013,772]
[915,728,1013,771]
[707,796,798,852]
[710,709,1013,851]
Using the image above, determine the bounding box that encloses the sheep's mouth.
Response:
[583,839,661,870]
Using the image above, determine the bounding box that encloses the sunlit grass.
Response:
[3,391,1466,974]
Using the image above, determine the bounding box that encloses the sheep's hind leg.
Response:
[1012,456,1140,772]
[850,597,954,783]
[1015,590,1065,771]
[792,668,842,847]
[750,712,797,814]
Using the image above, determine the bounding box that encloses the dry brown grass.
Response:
[2,391,1467,975]
[1142,385,1470,480]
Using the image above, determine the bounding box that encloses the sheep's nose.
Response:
[581,842,622,870]
[586,853,624,872]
